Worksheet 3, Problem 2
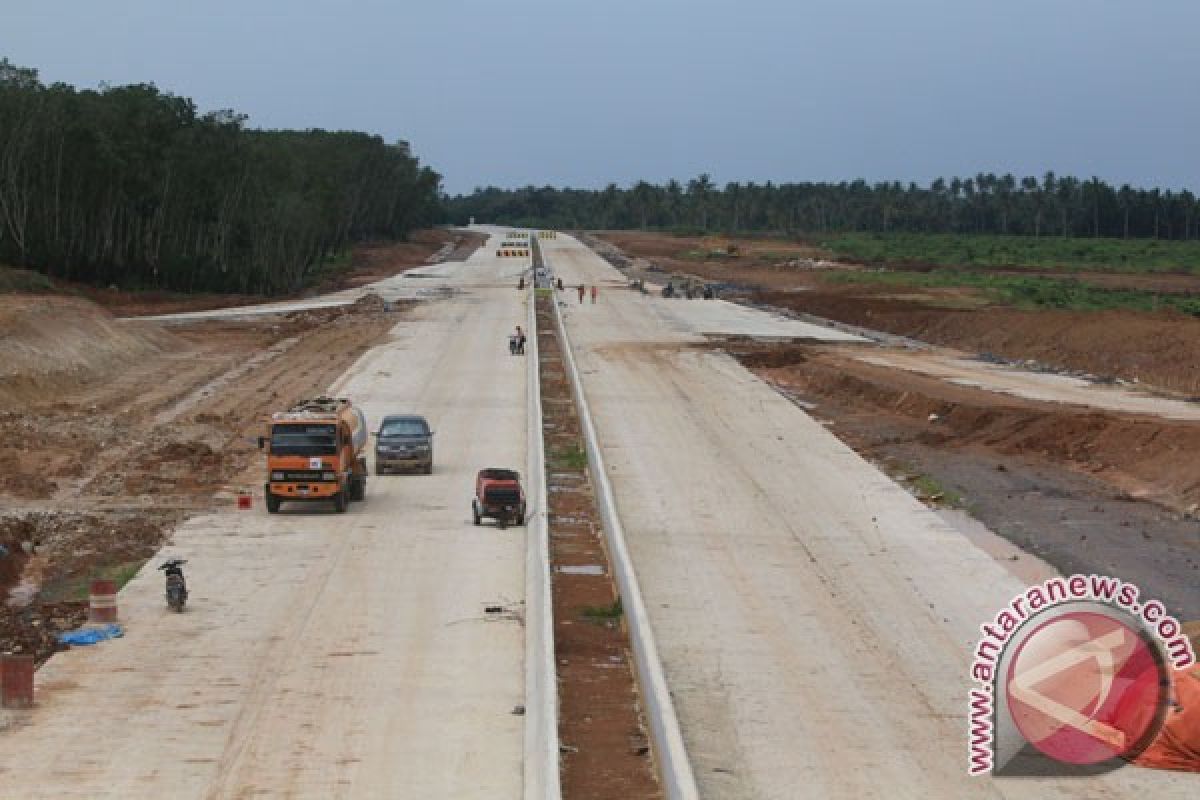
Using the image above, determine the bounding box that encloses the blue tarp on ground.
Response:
[58,624,124,645]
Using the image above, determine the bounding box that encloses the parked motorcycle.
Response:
[158,559,188,612]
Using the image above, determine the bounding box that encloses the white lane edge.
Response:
[549,278,701,800]
[524,279,562,799]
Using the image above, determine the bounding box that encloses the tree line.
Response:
[0,58,442,295]
[448,173,1200,241]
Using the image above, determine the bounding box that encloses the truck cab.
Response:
[261,397,367,513]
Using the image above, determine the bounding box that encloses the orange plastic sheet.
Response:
[1134,625,1200,772]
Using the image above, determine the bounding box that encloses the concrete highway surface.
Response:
[542,233,1195,799]
[0,234,532,798]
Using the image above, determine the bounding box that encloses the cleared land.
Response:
[596,230,1200,392]
[0,236,463,661]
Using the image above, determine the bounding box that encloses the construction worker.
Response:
[577,284,585,304]
[590,285,598,304]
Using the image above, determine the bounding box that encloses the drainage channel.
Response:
[535,287,662,799]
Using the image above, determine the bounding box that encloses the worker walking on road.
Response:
[590,285,598,304]
[577,284,585,304]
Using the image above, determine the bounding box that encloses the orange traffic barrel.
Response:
[1,654,34,709]
[89,579,118,624]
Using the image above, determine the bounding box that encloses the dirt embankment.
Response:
[755,289,1200,396]
[744,345,1200,511]
[0,295,181,408]
[0,292,406,662]
[733,344,1200,618]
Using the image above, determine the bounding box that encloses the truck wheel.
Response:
[472,506,481,526]
[350,475,366,502]
[333,491,347,513]
[424,463,433,475]
[266,494,280,514]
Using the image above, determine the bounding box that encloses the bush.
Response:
[0,266,57,293]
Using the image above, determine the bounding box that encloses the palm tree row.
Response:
[448,173,1199,241]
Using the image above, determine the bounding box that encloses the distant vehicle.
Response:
[374,414,434,474]
[472,468,526,528]
[259,396,368,513]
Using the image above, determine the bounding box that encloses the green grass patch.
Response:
[820,232,1200,274]
[907,474,963,507]
[580,598,623,623]
[551,443,589,470]
[40,559,149,603]
[824,269,1200,315]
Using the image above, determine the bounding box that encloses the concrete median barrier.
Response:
[549,289,699,800]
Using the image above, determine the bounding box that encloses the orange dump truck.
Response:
[259,396,368,513]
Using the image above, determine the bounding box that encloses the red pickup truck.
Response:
[472,468,526,528]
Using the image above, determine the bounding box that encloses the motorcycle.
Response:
[158,559,189,612]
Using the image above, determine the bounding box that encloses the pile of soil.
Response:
[0,511,176,596]
[0,296,181,407]
[0,602,88,664]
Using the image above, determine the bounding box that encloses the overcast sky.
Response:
[3,0,1198,194]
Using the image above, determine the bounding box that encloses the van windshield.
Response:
[380,419,428,436]
[271,424,337,455]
